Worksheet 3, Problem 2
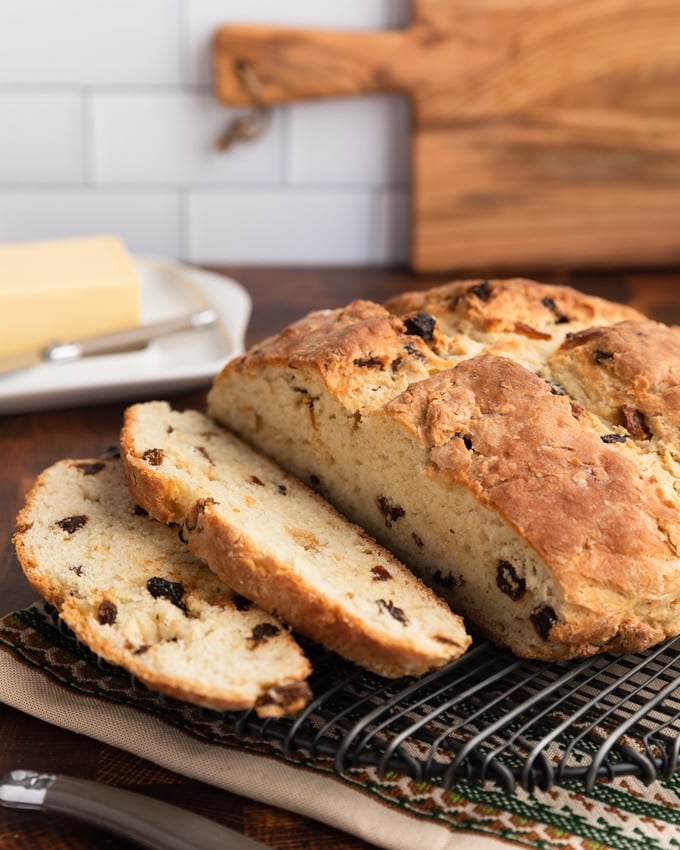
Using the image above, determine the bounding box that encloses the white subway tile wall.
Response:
[0,192,180,256]
[0,0,411,265]
[0,94,85,183]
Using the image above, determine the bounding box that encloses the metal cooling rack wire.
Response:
[339,643,526,781]
[523,655,659,789]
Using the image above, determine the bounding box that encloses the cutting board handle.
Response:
[213,25,413,106]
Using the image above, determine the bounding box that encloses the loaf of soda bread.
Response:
[206,278,680,660]
[14,457,312,716]
[120,402,470,678]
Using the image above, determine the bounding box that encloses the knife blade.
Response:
[0,769,273,850]
[0,308,219,376]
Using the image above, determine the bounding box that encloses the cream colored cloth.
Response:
[2,606,680,850]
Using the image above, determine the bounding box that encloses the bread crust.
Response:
[384,278,643,336]
[550,318,680,449]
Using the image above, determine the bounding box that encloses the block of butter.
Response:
[0,235,141,359]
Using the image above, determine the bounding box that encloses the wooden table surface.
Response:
[1,265,678,850]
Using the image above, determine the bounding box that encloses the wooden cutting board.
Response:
[213,0,680,273]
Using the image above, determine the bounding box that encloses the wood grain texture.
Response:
[213,0,680,272]
[0,266,678,850]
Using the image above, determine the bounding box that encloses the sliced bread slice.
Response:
[121,401,470,678]
[14,457,312,716]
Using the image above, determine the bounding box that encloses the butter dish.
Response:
[0,258,251,415]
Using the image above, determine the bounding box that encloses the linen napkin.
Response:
[1,603,680,850]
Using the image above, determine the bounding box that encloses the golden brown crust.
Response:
[384,278,644,338]
[222,299,450,416]
[550,319,680,448]
[388,354,677,562]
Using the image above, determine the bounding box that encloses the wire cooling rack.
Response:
[229,635,680,793]
[48,606,680,793]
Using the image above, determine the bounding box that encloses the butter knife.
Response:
[0,308,218,375]
[0,769,273,850]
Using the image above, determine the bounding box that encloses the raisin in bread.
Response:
[120,401,470,678]
[206,278,680,660]
[13,457,311,716]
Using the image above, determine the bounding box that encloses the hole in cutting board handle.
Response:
[215,60,272,152]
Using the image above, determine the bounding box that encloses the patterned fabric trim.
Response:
[1,603,680,850]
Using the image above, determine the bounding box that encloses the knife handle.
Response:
[2,771,272,850]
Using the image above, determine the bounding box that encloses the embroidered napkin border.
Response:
[1,604,679,850]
